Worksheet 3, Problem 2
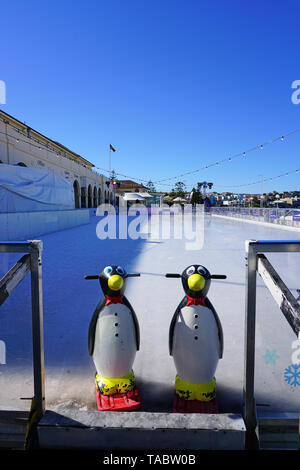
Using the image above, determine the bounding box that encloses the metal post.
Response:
[29,241,45,417]
[243,241,259,448]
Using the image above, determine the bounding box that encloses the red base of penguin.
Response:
[173,393,219,414]
[96,387,141,412]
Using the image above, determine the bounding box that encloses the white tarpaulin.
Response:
[0,164,74,213]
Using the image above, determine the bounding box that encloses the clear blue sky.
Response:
[1,0,300,193]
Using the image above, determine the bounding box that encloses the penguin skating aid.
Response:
[166,265,226,413]
[85,266,141,411]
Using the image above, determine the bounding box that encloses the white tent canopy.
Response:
[122,192,146,201]
[172,197,187,202]
[138,192,152,199]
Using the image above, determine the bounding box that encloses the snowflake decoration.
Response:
[262,349,280,365]
[284,364,300,388]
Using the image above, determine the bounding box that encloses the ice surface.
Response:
[0,213,299,414]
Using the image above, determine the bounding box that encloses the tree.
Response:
[174,181,186,198]
[110,169,117,181]
[146,180,156,193]
[190,187,203,204]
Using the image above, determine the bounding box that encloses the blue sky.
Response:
[1,0,300,193]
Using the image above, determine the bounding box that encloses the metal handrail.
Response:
[244,240,300,449]
[0,240,45,447]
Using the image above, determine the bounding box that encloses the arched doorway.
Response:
[81,187,86,208]
[73,180,80,208]
[105,191,108,203]
[93,186,97,208]
[88,185,92,208]
[98,188,101,205]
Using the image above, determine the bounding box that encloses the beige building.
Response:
[0,110,115,208]
[116,179,149,195]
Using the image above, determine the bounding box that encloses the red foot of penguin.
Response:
[96,387,141,411]
[173,393,219,414]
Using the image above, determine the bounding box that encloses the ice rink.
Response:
[0,212,299,416]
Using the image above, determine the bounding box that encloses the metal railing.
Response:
[0,240,45,448]
[244,240,300,449]
[211,207,300,228]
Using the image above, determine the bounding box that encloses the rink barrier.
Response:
[0,209,90,241]
[244,240,300,450]
[211,207,300,229]
[0,241,45,448]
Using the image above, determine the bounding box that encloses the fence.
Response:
[211,207,300,228]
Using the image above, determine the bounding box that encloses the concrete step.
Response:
[37,409,246,450]
[0,410,29,450]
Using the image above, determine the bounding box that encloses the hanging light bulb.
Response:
[243,152,246,157]
[281,136,284,141]
[260,145,263,149]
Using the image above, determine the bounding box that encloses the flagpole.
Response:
[109,145,111,177]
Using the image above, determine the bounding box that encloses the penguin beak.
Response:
[187,273,205,292]
[108,274,124,291]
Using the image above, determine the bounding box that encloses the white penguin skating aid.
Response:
[85,265,141,411]
[166,265,226,413]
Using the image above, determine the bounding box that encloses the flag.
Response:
[110,144,116,152]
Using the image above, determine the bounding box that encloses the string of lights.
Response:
[212,167,300,190]
[152,128,300,184]
[1,115,300,191]
[94,126,300,187]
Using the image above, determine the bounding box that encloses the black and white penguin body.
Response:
[170,296,223,384]
[87,265,140,379]
[167,265,225,386]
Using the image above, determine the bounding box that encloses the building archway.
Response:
[81,187,86,208]
[105,191,108,203]
[98,188,101,205]
[93,186,97,208]
[73,180,80,208]
[88,185,92,208]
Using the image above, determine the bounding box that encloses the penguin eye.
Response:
[116,266,124,275]
[104,266,113,276]
[186,266,196,276]
[197,266,206,275]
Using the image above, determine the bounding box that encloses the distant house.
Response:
[116,179,149,194]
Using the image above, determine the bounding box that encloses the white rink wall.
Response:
[0,209,90,240]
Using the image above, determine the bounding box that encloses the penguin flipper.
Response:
[204,297,224,359]
[88,296,107,356]
[123,296,140,351]
[169,296,188,356]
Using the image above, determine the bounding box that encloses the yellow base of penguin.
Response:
[95,370,136,396]
[175,375,216,401]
